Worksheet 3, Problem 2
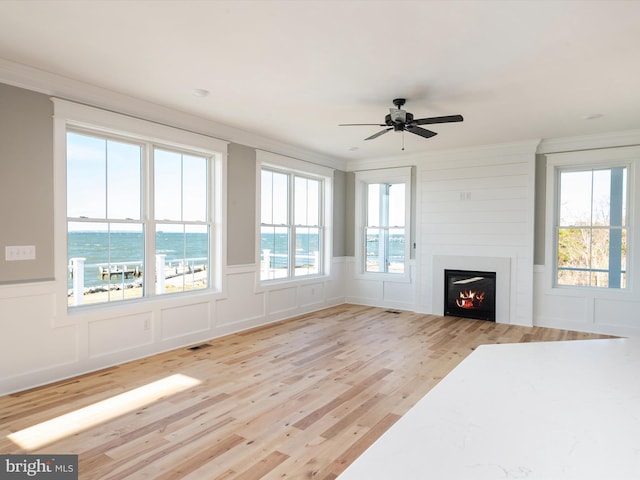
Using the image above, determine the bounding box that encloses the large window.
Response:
[258,151,331,282]
[58,100,225,308]
[355,167,411,279]
[557,167,627,287]
[547,147,636,289]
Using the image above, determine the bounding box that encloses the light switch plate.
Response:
[5,245,36,261]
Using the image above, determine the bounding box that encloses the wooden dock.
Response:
[98,265,142,280]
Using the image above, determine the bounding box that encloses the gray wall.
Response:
[534,154,547,265]
[332,170,346,257]
[343,171,355,257]
[0,83,54,283]
[227,143,257,265]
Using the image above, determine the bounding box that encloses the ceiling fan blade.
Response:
[413,114,464,125]
[339,123,387,127]
[364,128,392,140]
[406,125,438,139]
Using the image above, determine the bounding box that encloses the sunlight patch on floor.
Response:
[7,373,201,450]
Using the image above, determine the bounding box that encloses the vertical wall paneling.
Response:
[417,141,539,325]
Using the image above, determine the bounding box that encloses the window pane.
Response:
[261,170,288,225]
[67,132,106,218]
[106,140,141,220]
[272,172,288,225]
[388,227,405,274]
[559,170,592,226]
[591,169,611,226]
[307,178,320,226]
[295,176,320,226]
[388,184,405,227]
[365,227,382,272]
[295,227,320,276]
[591,271,609,288]
[261,170,274,224]
[261,226,289,280]
[367,184,381,227]
[67,222,144,306]
[558,269,590,287]
[621,229,627,271]
[154,149,182,220]
[557,228,590,269]
[155,224,208,294]
[295,177,309,225]
[590,228,609,270]
[621,168,627,227]
[183,154,208,221]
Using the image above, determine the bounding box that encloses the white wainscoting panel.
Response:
[215,269,265,327]
[0,283,77,393]
[88,312,153,358]
[298,282,325,308]
[160,301,210,341]
[533,265,640,336]
[345,258,416,311]
[267,286,299,316]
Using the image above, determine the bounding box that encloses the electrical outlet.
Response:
[5,245,36,261]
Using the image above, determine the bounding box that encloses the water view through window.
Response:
[66,131,211,306]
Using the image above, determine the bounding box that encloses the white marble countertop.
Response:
[337,338,640,479]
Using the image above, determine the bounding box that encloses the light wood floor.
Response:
[0,305,614,479]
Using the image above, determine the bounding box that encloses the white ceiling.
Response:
[1,0,640,162]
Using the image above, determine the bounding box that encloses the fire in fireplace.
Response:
[444,269,496,321]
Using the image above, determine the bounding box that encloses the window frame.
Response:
[256,150,332,286]
[545,146,638,294]
[354,167,412,282]
[53,98,227,314]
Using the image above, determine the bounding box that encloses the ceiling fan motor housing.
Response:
[386,111,413,129]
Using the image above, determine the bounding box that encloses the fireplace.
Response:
[444,269,496,322]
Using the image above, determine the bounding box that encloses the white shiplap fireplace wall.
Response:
[416,141,539,325]
[347,140,539,325]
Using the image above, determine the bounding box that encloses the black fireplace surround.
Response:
[444,269,496,322]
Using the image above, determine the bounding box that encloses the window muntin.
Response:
[556,166,628,288]
[260,168,323,281]
[365,182,406,274]
[66,130,213,306]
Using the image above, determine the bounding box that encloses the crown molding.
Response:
[346,138,541,172]
[537,129,640,155]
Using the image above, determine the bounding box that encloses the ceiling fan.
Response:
[339,98,463,142]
